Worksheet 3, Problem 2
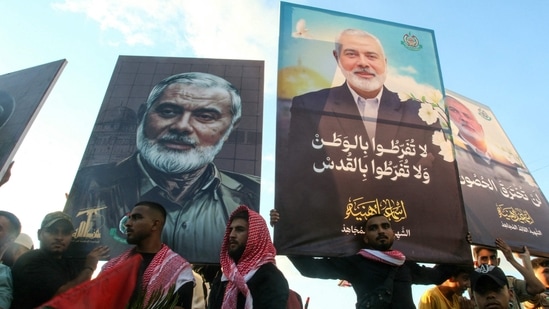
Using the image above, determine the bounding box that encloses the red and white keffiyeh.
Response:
[357,248,406,266]
[220,205,276,309]
[102,244,193,305]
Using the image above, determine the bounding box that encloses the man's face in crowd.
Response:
[475,248,500,267]
[137,83,234,174]
[446,97,485,143]
[125,205,158,245]
[363,215,394,251]
[0,216,14,247]
[450,272,471,295]
[39,221,73,256]
[228,217,248,260]
[335,32,387,99]
[473,281,512,309]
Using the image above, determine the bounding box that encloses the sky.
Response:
[1,0,549,307]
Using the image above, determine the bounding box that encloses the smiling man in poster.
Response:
[275,3,470,264]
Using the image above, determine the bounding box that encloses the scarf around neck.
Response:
[102,244,193,305]
[220,205,276,309]
[358,248,406,266]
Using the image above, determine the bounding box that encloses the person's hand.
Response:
[466,232,473,244]
[457,296,475,309]
[0,161,14,187]
[84,245,110,270]
[495,238,514,262]
[517,245,532,262]
[270,209,280,227]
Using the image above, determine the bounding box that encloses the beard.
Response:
[136,123,229,174]
[228,244,245,262]
[341,66,386,95]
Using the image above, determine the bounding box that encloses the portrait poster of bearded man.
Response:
[64,56,264,264]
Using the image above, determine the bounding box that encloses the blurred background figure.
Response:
[2,233,34,268]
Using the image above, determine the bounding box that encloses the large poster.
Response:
[274,2,469,263]
[0,60,66,178]
[64,56,264,264]
[446,90,549,257]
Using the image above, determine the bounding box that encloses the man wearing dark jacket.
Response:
[209,206,288,308]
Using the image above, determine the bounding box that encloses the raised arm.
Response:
[495,238,544,296]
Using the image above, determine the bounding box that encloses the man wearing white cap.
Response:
[2,233,33,268]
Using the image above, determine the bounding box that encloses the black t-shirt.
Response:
[11,249,80,309]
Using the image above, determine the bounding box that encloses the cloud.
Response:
[398,65,418,75]
[52,0,280,92]
[52,0,278,57]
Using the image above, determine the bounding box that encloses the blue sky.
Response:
[1,0,548,307]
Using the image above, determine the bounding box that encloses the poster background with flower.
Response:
[274,2,470,263]
[447,90,549,258]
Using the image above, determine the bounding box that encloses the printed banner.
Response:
[447,90,549,257]
[64,56,264,264]
[0,60,66,178]
[274,2,469,263]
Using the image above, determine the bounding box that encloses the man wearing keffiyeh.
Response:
[101,201,195,309]
[208,205,289,309]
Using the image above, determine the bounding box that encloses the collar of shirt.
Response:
[346,83,383,117]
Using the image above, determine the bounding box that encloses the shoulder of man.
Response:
[249,263,288,285]
[291,84,350,108]
[508,276,537,302]
[218,170,260,191]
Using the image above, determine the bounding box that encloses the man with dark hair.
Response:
[419,264,475,308]
[470,265,514,309]
[65,72,260,264]
[101,201,194,309]
[209,206,289,308]
[0,210,21,260]
[276,212,450,309]
[11,211,109,309]
[472,239,544,308]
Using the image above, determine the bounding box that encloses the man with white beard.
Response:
[64,72,260,265]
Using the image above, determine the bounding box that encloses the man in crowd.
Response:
[471,265,514,309]
[274,211,451,309]
[10,211,109,309]
[523,257,549,308]
[65,72,260,264]
[0,210,20,309]
[419,264,475,309]
[472,239,544,308]
[208,206,288,308]
[0,211,20,261]
[101,201,194,309]
[1,233,33,268]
